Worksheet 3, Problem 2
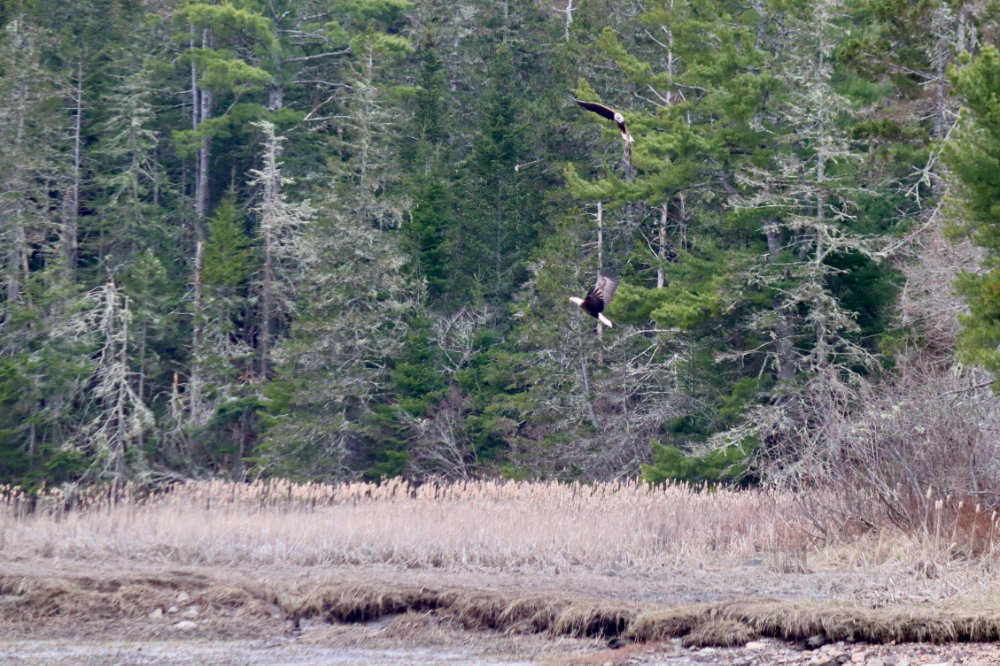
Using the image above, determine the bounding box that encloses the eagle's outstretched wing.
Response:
[573,97,634,147]
[570,274,619,328]
[586,274,619,311]
[573,98,617,122]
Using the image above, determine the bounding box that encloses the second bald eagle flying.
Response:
[569,274,619,328]
[573,98,634,145]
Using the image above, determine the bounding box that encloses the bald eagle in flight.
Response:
[569,274,619,328]
[573,98,634,170]
[573,98,634,145]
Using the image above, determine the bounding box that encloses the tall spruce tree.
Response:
[946,46,1000,378]
[249,120,312,378]
[460,45,540,303]
[173,1,276,219]
[717,0,884,478]
[259,18,421,479]
[0,8,91,485]
[183,193,256,474]
[401,36,455,301]
[91,63,172,277]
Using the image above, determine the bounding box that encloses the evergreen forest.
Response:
[4,0,1000,496]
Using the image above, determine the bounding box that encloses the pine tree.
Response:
[91,62,171,276]
[259,208,420,477]
[75,281,154,482]
[119,249,177,439]
[461,45,540,303]
[184,193,257,474]
[946,45,1000,378]
[0,281,93,487]
[249,120,312,377]
[173,1,276,219]
[258,19,421,479]
[0,10,64,303]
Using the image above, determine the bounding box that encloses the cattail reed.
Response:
[3,480,1000,575]
[1,479,805,573]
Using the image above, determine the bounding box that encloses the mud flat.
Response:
[5,559,1000,665]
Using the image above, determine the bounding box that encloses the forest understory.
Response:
[6,0,1000,496]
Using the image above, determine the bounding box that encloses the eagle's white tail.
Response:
[597,313,614,328]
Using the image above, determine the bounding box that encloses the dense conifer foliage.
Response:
[0,0,993,487]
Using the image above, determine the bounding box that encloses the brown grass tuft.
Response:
[443,589,520,630]
[550,601,639,638]
[724,600,920,643]
[681,619,754,647]
[0,572,277,634]
[194,584,273,617]
[381,610,441,639]
[0,580,113,624]
[285,582,440,624]
[499,595,569,633]
[110,583,167,615]
[621,597,1000,646]
[0,575,45,596]
[624,606,708,642]
[252,579,643,639]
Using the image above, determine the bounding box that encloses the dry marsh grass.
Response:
[621,597,1000,645]
[4,478,1000,575]
[0,478,814,572]
[8,477,1000,649]
[5,478,1000,578]
[680,619,754,648]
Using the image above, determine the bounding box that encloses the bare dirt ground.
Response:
[4,558,1000,665]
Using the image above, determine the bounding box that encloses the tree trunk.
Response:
[580,357,598,429]
[766,222,795,381]
[190,239,204,425]
[6,67,28,303]
[495,190,504,299]
[557,0,575,42]
[194,27,213,220]
[813,67,828,365]
[65,56,83,278]
[261,227,274,377]
[596,201,604,343]
[657,201,668,289]
[113,294,129,481]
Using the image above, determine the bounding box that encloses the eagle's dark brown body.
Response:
[569,274,619,328]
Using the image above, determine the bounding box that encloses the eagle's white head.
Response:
[568,296,585,306]
[613,112,625,124]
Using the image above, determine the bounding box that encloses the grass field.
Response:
[3,478,995,572]
[4,478,1000,662]
[4,478,814,571]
